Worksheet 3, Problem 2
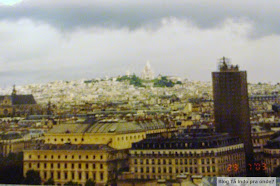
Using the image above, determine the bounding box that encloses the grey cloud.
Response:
[0,1,280,87]
[0,63,131,86]
[0,0,280,37]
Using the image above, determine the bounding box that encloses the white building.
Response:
[141,61,155,80]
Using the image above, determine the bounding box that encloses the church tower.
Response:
[12,85,17,96]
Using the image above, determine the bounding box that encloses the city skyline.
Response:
[1,1,280,185]
[0,1,280,86]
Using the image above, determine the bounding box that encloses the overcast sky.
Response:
[0,0,279,87]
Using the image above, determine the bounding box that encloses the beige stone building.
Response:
[0,132,32,157]
[263,136,280,175]
[251,125,274,161]
[23,119,174,185]
[128,133,246,180]
[24,144,127,185]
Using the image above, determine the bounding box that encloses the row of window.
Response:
[47,138,83,142]
[117,135,144,141]
[252,138,268,144]
[265,159,280,165]
[41,171,104,181]
[134,166,216,174]
[264,150,280,154]
[133,149,242,156]
[28,154,103,160]
[47,134,144,143]
[134,151,210,155]
[134,158,216,165]
[28,163,103,170]
[134,175,216,180]
[219,154,243,163]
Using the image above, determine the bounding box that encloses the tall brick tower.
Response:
[212,57,253,167]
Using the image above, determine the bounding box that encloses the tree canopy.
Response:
[64,181,81,186]
[154,76,174,87]
[0,153,24,184]
[44,178,55,185]
[272,166,280,177]
[85,179,95,186]
[117,75,144,87]
[22,170,41,185]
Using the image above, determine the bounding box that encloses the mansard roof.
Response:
[25,144,115,151]
[132,133,243,149]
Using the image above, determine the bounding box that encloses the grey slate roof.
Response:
[48,119,166,134]
[11,95,36,105]
[26,144,115,151]
[48,123,90,133]
[0,95,36,105]
[86,120,143,133]
[132,133,243,149]
[0,132,22,140]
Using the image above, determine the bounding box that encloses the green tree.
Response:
[22,170,41,185]
[116,75,130,82]
[154,76,174,87]
[85,179,95,186]
[116,75,144,87]
[44,178,55,185]
[129,74,144,87]
[0,152,23,184]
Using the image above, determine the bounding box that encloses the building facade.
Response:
[263,136,280,175]
[251,125,274,161]
[23,119,174,185]
[0,132,32,157]
[129,133,246,180]
[24,144,127,185]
